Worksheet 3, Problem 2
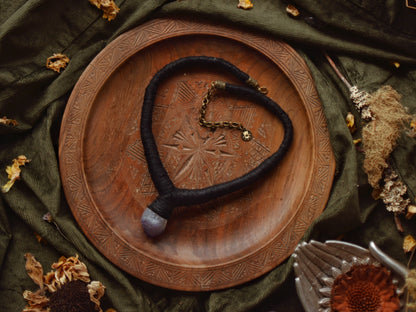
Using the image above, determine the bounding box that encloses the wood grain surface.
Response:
[59,18,335,291]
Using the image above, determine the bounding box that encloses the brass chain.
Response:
[198,81,253,142]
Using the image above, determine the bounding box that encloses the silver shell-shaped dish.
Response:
[292,240,409,312]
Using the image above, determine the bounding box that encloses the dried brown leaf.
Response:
[24,253,44,290]
[89,0,120,21]
[2,155,30,193]
[46,53,69,73]
[237,0,253,10]
[404,235,416,253]
[0,116,18,126]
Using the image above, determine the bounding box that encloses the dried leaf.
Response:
[237,0,253,10]
[392,61,400,69]
[353,138,362,145]
[346,112,356,133]
[286,5,300,17]
[0,116,18,126]
[2,155,30,193]
[24,253,44,290]
[34,233,47,245]
[46,53,69,73]
[404,235,416,253]
[89,0,120,21]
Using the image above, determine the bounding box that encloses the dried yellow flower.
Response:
[404,235,416,253]
[346,112,356,133]
[46,53,70,73]
[89,0,120,21]
[237,0,253,10]
[0,116,18,126]
[286,5,300,17]
[2,155,30,193]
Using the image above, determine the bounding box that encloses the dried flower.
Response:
[404,235,416,253]
[286,5,300,17]
[380,170,410,214]
[237,0,253,10]
[23,253,106,312]
[330,264,400,312]
[46,53,69,73]
[0,116,18,126]
[2,155,30,193]
[89,0,120,21]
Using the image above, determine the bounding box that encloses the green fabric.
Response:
[1,0,416,311]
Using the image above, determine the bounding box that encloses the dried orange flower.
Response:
[46,53,70,73]
[23,253,106,312]
[331,264,400,312]
[237,0,253,10]
[0,116,18,126]
[404,235,416,253]
[2,155,30,193]
[89,0,120,21]
[346,112,356,133]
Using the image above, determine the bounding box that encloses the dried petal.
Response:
[2,155,30,193]
[89,0,120,21]
[51,255,91,286]
[24,253,44,290]
[346,112,356,133]
[286,5,300,17]
[88,281,106,312]
[22,290,49,311]
[0,116,18,126]
[353,138,362,145]
[403,235,416,253]
[46,53,69,73]
[237,0,253,10]
[392,62,400,69]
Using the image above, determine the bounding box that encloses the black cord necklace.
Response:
[140,56,294,237]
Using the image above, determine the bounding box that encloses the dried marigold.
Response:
[89,0,120,21]
[46,53,70,73]
[330,264,400,312]
[2,155,30,193]
[237,0,253,10]
[0,116,18,126]
[23,253,106,312]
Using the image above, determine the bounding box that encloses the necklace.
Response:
[140,56,293,237]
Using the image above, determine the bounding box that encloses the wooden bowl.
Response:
[59,18,335,291]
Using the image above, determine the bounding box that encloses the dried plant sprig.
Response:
[362,86,411,188]
[380,169,410,214]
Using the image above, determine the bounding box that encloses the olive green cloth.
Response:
[1,1,416,311]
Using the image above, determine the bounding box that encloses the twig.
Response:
[323,52,352,89]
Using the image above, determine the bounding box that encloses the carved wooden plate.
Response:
[59,18,335,291]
